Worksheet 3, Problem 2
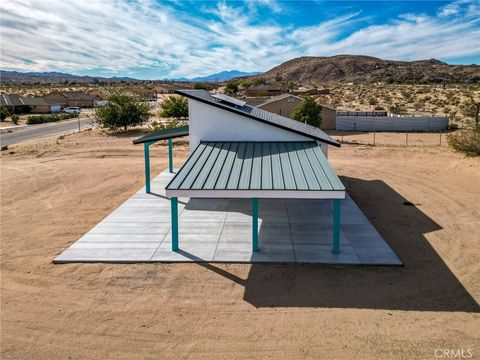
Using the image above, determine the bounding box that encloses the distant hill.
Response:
[243,55,480,84]
[191,70,261,82]
[0,70,140,84]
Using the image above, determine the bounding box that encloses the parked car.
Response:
[62,107,82,114]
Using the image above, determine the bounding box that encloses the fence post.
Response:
[406,132,409,146]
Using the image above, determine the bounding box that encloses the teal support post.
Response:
[252,198,259,252]
[144,142,151,193]
[333,199,341,254]
[168,139,173,173]
[171,197,179,251]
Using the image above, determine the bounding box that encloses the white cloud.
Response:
[0,0,478,78]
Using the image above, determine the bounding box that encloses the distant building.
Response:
[0,94,30,114]
[255,94,302,117]
[243,84,283,97]
[21,97,50,113]
[249,93,337,130]
[44,92,100,108]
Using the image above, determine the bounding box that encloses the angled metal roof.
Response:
[165,141,345,199]
[176,90,340,147]
[256,93,303,107]
[133,125,189,144]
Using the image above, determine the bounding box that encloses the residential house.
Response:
[0,94,30,114]
[21,97,50,113]
[44,92,100,108]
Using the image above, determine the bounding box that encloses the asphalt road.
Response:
[0,117,94,147]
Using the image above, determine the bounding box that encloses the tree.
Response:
[192,82,207,90]
[463,97,480,126]
[95,91,150,131]
[0,107,9,121]
[225,81,239,94]
[160,96,188,119]
[291,96,322,128]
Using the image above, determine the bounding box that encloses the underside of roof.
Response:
[133,125,189,144]
[176,90,340,147]
[165,141,345,199]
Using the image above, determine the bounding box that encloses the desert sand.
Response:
[1,130,479,359]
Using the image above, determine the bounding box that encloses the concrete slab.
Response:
[54,170,402,265]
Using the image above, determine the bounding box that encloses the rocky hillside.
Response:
[251,55,480,84]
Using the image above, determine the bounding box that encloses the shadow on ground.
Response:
[191,177,479,312]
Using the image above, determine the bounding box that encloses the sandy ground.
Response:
[1,130,479,359]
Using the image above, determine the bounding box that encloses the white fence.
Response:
[336,114,449,132]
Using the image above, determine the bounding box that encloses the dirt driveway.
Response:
[1,131,479,359]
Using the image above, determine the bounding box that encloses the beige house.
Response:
[252,93,337,130]
[44,92,99,108]
[256,94,302,117]
[22,97,50,113]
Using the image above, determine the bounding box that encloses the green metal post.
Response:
[144,142,151,193]
[168,139,173,173]
[333,199,341,254]
[252,198,259,252]
[171,197,179,251]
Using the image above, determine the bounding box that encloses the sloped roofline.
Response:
[176,90,340,147]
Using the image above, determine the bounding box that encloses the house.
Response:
[133,90,345,254]
[243,84,283,97]
[21,97,50,113]
[254,94,302,118]
[44,92,100,108]
[249,93,337,131]
[0,94,30,114]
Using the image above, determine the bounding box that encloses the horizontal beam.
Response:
[165,189,346,199]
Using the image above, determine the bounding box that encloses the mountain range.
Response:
[1,55,479,84]
[242,55,480,84]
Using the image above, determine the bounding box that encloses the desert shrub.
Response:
[95,91,150,131]
[291,95,322,128]
[225,81,239,94]
[0,107,9,121]
[192,83,207,90]
[447,127,480,156]
[149,119,182,133]
[159,96,188,119]
[368,97,378,105]
[10,114,19,125]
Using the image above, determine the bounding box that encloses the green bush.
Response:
[291,95,322,128]
[26,113,78,125]
[11,114,19,125]
[0,106,9,121]
[447,127,480,156]
[159,96,188,119]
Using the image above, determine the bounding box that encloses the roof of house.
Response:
[256,93,303,107]
[21,97,49,106]
[165,141,345,198]
[176,90,340,147]
[133,125,189,145]
[46,92,99,100]
[0,94,25,107]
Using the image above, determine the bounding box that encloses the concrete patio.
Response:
[54,170,402,265]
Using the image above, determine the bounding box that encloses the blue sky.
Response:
[1,0,479,79]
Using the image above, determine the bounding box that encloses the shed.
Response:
[135,90,346,255]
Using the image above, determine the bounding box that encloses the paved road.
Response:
[0,117,94,146]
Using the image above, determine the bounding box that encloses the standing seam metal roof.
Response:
[166,141,344,192]
[176,90,340,147]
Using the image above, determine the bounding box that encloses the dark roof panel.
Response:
[176,90,340,147]
[133,125,189,144]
